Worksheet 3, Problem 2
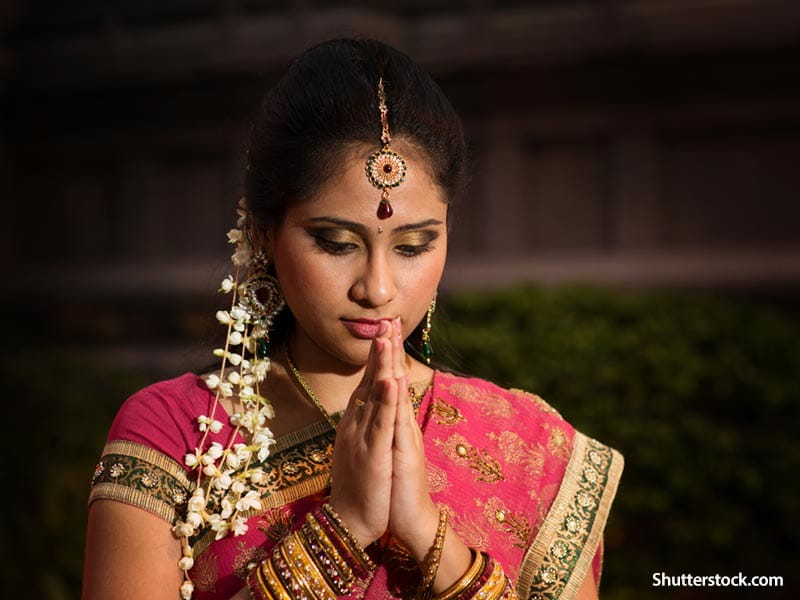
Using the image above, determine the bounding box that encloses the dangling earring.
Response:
[421,295,437,365]
[237,250,285,359]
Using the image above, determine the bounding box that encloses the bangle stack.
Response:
[247,504,377,600]
[428,549,517,600]
[246,502,517,600]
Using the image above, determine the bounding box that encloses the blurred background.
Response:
[2,1,799,598]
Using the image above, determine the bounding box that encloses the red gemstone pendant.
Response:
[377,200,393,219]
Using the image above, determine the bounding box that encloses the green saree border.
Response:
[88,440,194,523]
[516,431,623,600]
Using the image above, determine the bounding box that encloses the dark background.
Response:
[2,1,799,598]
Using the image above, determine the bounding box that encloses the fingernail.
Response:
[378,320,389,336]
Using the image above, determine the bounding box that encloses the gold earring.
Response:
[421,296,436,364]
[238,251,285,358]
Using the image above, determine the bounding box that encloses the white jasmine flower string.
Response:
[174,197,279,599]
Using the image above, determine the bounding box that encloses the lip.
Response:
[341,317,393,339]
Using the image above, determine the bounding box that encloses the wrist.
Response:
[402,504,441,565]
[326,499,378,549]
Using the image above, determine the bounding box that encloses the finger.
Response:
[391,317,407,380]
[348,320,389,421]
[362,320,389,387]
[367,376,398,447]
[393,374,415,449]
[373,323,395,387]
[355,336,391,434]
[344,336,379,421]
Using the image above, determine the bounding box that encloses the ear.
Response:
[250,225,275,261]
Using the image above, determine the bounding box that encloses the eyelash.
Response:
[312,236,434,258]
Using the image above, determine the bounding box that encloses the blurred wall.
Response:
[3,0,800,371]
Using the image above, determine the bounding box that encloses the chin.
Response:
[336,340,373,368]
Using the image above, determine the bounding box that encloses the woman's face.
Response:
[268,143,448,370]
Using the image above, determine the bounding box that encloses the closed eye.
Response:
[312,236,358,255]
[395,244,434,258]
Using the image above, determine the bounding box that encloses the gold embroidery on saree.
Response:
[442,382,514,418]
[192,549,219,592]
[488,430,545,479]
[233,539,268,580]
[256,433,334,492]
[435,433,504,484]
[507,389,562,418]
[431,397,465,425]
[478,496,532,550]
[425,461,451,493]
[257,508,294,543]
[516,433,624,600]
[541,423,570,462]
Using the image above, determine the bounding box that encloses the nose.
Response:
[350,251,396,307]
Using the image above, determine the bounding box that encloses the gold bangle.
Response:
[305,513,356,585]
[261,558,293,600]
[431,547,485,600]
[298,523,349,595]
[278,538,315,600]
[283,530,338,600]
[251,562,270,600]
[321,503,376,572]
[419,509,448,600]
[479,560,507,600]
[498,573,520,600]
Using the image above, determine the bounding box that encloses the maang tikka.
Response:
[365,77,407,219]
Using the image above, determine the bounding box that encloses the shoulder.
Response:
[433,369,567,430]
[431,369,622,464]
[107,372,212,462]
[89,374,208,524]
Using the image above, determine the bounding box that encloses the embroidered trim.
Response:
[515,432,623,600]
[88,440,194,523]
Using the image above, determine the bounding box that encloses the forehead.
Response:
[286,141,448,224]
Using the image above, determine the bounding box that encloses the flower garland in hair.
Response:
[173,198,279,599]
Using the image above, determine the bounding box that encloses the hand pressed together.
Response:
[327,317,439,559]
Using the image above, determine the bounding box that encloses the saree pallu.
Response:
[89,370,623,600]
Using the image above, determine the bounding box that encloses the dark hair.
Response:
[243,38,468,363]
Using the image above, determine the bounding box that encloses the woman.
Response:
[83,39,622,600]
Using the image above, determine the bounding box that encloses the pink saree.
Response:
[89,369,623,600]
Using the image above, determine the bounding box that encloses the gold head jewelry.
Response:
[365,77,407,219]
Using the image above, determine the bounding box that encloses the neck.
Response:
[282,326,430,415]
[283,328,368,414]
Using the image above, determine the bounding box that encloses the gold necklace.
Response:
[284,350,427,430]
[285,349,339,430]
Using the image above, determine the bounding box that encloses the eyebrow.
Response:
[307,216,443,234]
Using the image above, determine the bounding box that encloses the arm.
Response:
[575,570,598,600]
[82,500,183,600]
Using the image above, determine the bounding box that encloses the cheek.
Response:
[275,248,343,307]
